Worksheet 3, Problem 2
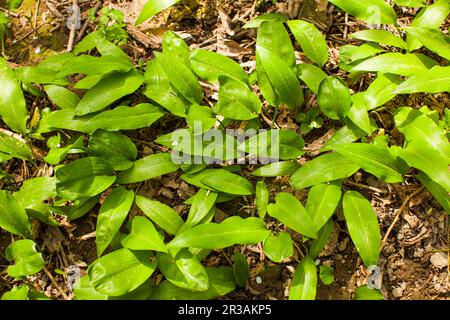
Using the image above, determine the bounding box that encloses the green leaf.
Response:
[189,49,248,85]
[135,195,184,235]
[117,153,180,184]
[328,0,396,24]
[1,285,29,300]
[6,240,45,278]
[263,232,293,263]
[297,64,327,94]
[0,58,27,134]
[213,75,261,120]
[51,196,100,221]
[257,21,296,68]
[348,94,372,133]
[393,66,450,94]
[56,55,132,77]
[121,216,168,252]
[243,13,287,29]
[0,190,31,237]
[0,131,32,160]
[144,83,188,117]
[149,267,236,300]
[135,0,180,25]
[88,130,137,171]
[157,249,209,291]
[309,220,335,259]
[168,217,269,249]
[233,252,249,287]
[360,73,402,110]
[417,173,450,214]
[55,157,116,201]
[84,103,164,133]
[75,70,145,116]
[96,187,135,256]
[290,153,360,190]
[13,176,56,208]
[15,66,68,85]
[330,143,407,183]
[183,189,218,230]
[407,0,450,51]
[351,30,408,49]
[199,170,254,196]
[319,265,334,285]
[44,85,80,109]
[306,182,342,230]
[287,20,328,67]
[7,0,23,10]
[268,193,318,238]
[186,104,216,133]
[256,46,303,108]
[88,248,156,296]
[342,191,381,266]
[404,27,450,60]
[324,120,377,151]
[252,161,300,177]
[350,53,437,77]
[318,76,352,120]
[289,256,317,300]
[155,52,203,104]
[255,181,269,218]
[162,31,190,62]
[73,275,109,300]
[355,285,384,300]
[339,43,385,66]
[393,0,425,7]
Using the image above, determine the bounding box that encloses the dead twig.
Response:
[66,0,78,52]
[43,267,69,300]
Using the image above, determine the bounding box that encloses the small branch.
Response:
[43,267,69,300]
[66,0,78,52]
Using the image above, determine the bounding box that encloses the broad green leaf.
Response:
[243,13,287,28]
[0,131,32,160]
[319,265,334,285]
[34,109,92,135]
[88,248,156,296]
[50,196,100,221]
[407,0,450,51]
[290,153,360,190]
[252,161,300,177]
[157,249,209,291]
[394,107,450,161]
[183,189,218,230]
[393,0,425,7]
[393,66,450,94]
[121,216,167,252]
[162,31,190,62]
[351,30,407,49]
[360,73,402,110]
[7,0,23,9]
[297,64,327,94]
[355,285,384,300]
[75,70,145,116]
[74,74,105,90]
[289,256,317,300]
[309,220,335,258]
[56,55,132,77]
[168,217,269,249]
[55,157,116,201]
[263,232,293,263]
[288,20,328,67]
[73,275,109,300]
[339,43,385,66]
[84,103,164,133]
[256,57,278,107]
[213,75,261,120]
[44,85,80,109]
[144,83,188,117]
[189,49,248,85]
[155,52,203,104]
[318,76,351,120]
[330,143,407,183]
[149,267,236,300]
[186,104,216,133]
[88,130,137,171]
[417,173,450,214]
[256,46,303,108]
[0,190,31,237]
[348,94,372,133]
[255,181,269,218]
[135,0,180,25]
[199,170,254,196]
[404,27,450,60]
[306,182,342,230]
[257,21,295,68]
[233,252,249,288]
[13,176,56,208]
[328,0,396,24]
[0,58,27,134]
[6,240,45,278]
[135,195,183,235]
[117,153,180,184]
[323,120,377,150]
[96,187,135,256]
[268,193,318,238]
[73,31,131,61]
[44,135,85,165]
[343,191,381,266]
[350,53,437,77]
[145,59,169,85]
[1,285,29,300]
[14,66,68,85]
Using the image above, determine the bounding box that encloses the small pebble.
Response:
[255,276,263,284]
[392,287,403,298]
[430,252,448,269]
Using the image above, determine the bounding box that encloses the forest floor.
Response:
[0,0,448,300]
